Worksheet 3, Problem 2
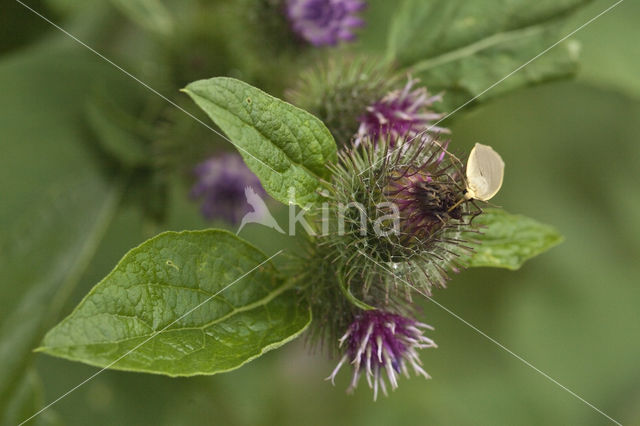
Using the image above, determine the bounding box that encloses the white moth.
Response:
[464,143,505,201]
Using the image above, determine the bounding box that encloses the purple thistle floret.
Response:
[190,153,265,224]
[286,0,366,46]
[385,140,468,240]
[327,310,436,400]
[355,78,450,146]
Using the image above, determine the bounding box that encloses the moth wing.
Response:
[466,143,505,201]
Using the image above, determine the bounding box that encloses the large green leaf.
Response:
[183,77,337,206]
[38,230,311,376]
[0,41,137,414]
[572,0,640,99]
[464,209,564,270]
[409,25,581,112]
[0,176,123,413]
[388,0,593,111]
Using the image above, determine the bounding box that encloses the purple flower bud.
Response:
[327,310,436,400]
[355,78,450,146]
[286,0,366,46]
[190,153,265,224]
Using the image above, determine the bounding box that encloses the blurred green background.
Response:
[1,0,639,424]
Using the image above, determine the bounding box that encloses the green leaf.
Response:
[464,209,564,270]
[183,77,337,206]
[38,230,311,376]
[410,26,581,112]
[0,41,136,413]
[110,0,173,35]
[388,0,593,111]
[573,0,640,100]
[0,176,124,410]
[387,0,591,65]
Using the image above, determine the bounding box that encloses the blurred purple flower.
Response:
[327,310,436,399]
[286,0,366,46]
[191,153,265,224]
[355,78,450,146]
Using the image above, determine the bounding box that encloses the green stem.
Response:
[337,273,375,311]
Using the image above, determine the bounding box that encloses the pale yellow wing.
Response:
[465,143,505,201]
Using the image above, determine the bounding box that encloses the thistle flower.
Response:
[324,137,478,298]
[355,78,450,146]
[190,153,264,224]
[385,140,472,242]
[327,310,436,399]
[286,56,395,144]
[285,0,366,46]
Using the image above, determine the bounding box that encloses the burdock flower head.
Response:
[355,78,449,146]
[328,309,436,400]
[286,56,394,144]
[324,137,476,297]
[190,153,264,224]
[286,0,366,46]
[386,140,470,242]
